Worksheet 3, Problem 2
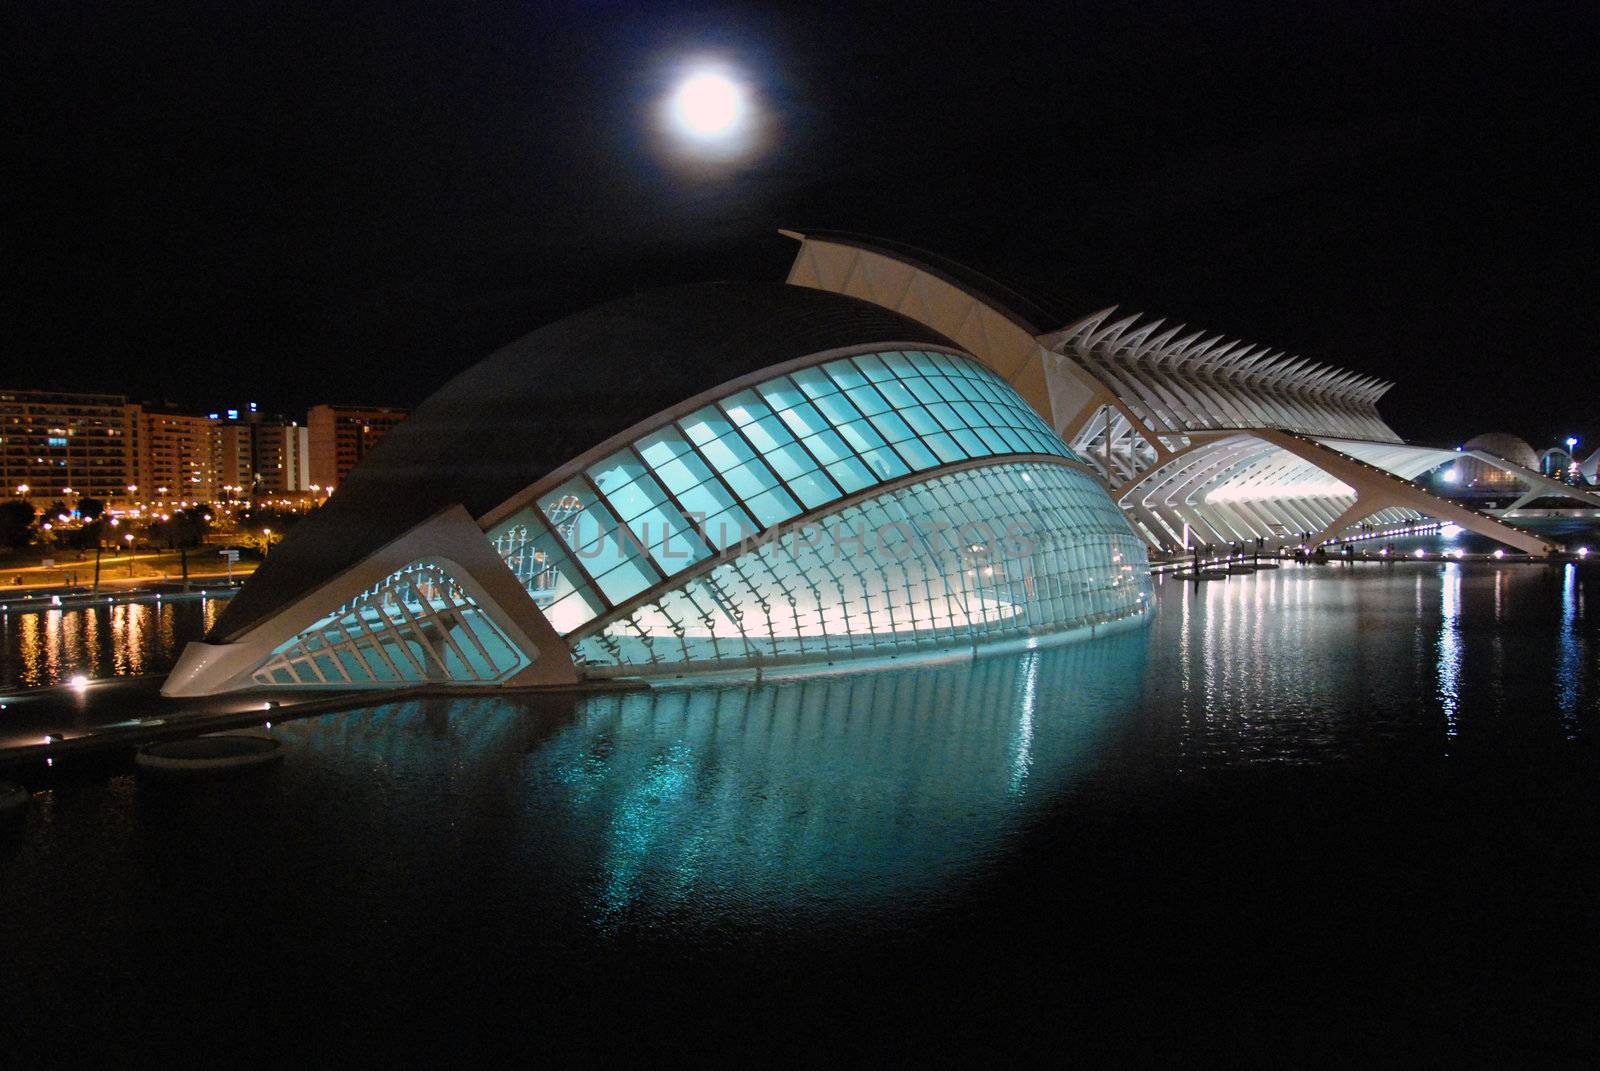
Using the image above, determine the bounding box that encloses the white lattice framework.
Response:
[252,558,530,688]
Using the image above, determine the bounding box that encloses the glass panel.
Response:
[574,461,1150,677]
[719,390,771,426]
[741,413,794,454]
[789,366,838,400]
[593,556,657,603]
[745,487,801,527]
[697,428,758,471]
[801,428,852,465]
[822,359,869,390]
[778,400,830,439]
[636,426,693,467]
[765,442,819,482]
[756,377,807,412]
[786,469,841,510]
[852,353,894,381]
[682,406,737,445]
[826,457,875,493]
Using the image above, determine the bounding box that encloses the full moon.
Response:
[671,71,743,137]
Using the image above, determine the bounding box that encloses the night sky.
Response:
[7,1,1596,451]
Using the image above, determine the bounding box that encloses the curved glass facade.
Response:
[488,348,1082,636]
[569,460,1149,676]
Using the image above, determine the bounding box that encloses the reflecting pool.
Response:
[4,560,1597,1060]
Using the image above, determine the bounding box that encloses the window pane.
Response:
[704,502,758,547]
[741,413,795,453]
[682,406,736,445]
[860,446,909,480]
[900,405,942,437]
[636,426,693,468]
[719,390,771,426]
[702,505,757,550]
[721,459,778,498]
[822,360,869,390]
[745,487,801,527]
[874,378,918,409]
[844,384,890,416]
[894,438,941,470]
[826,457,875,493]
[698,430,758,471]
[836,418,887,454]
[653,449,717,496]
[778,400,830,439]
[593,557,656,603]
[813,393,861,426]
[801,428,851,464]
[853,353,894,382]
[790,366,838,400]
[922,431,966,464]
[867,410,915,444]
[676,475,739,518]
[756,377,806,412]
[786,470,840,510]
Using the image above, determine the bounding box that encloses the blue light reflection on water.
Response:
[273,635,1149,930]
[245,561,1600,935]
[1,560,1595,940]
[6,559,1600,1062]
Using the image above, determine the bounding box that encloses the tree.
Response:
[150,506,211,549]
[0,500,34,550]
[65,517,106,551]
[78,497,106,521]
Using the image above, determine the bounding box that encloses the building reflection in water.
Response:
[1438,562,1462,739]
[1557,563,1582,738]
[0,598,223,689]
[273,634,1148,928]
[1154,560,1595,766]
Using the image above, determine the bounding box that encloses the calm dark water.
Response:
[0,595,224,690]
[4,561,1597,1060]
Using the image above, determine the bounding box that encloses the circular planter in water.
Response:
[136,735,283,778]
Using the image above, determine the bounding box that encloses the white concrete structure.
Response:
[166,283,1150,696]
[784,232,1599,555]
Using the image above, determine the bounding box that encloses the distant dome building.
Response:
[1455,433,1539,491]
[1463,434,1538,469]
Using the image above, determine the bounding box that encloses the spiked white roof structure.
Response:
[785,231,1598,554]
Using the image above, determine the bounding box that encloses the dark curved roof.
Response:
[212,282,955,641]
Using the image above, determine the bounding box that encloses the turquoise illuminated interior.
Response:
[572,460,1150,675]
[488,348,1084,636]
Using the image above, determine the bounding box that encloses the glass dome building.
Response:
[165,283,1150,696]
